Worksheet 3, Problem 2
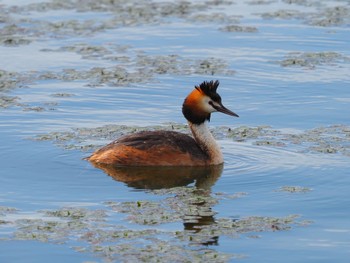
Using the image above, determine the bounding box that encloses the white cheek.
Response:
[201,97,217,113]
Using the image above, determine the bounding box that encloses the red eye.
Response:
[209,101,217,108]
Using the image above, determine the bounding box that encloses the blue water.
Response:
[1,1,350,262]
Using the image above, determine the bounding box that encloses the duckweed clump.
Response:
[0,70,23,91]
[44,207,107,221]
[31,124,350,157]
[308,6,350,27]
[0,0,236,48]
[82,239,235,262]
[0,96,21,109]
[278,186,312,193]
[36,53,235,86]
[219,24,258,33]
[106,187,218,225]
[0,206,18,215]
[223,124,350,156]
[258,1,350,27]
[279,52,350,68]
[0,47,235,92]
[260,9,305,20]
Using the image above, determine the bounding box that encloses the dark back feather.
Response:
[113,130,208,160]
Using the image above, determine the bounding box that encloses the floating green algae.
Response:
[219,24,258,33]
[31,123,350,157]
[308,5,350,27]
[259,1,350,27]
[0,206,18,215]
[278,186,312,193]
[0,70,24,91]
[0,94,59,111]
[0,0,234,47]
[106,187,219,225]
[279,52,350,68]
[36,52,235,86]
[44,207,107,221]
[2,186,309,262]
[189,12,240,23]
[260,9,305,20]
[80,239,236,262]
[0,96,21,109]
[0,46,235,96]
[224,124,350,156]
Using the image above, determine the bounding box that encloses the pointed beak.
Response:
[216,103,239,117]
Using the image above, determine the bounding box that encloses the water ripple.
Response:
[222,141,347,176]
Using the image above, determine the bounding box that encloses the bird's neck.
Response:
[188,121,223,165]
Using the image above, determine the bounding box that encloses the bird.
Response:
[87,80,238,166]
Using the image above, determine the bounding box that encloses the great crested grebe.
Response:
[87,80,238,166]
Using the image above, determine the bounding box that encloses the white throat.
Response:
[188,121,223,165]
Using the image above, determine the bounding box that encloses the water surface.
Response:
[1,0,350,262]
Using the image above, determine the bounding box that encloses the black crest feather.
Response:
[196,80,221,103]
[196,80,219,93]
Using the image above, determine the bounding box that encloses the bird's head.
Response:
[182,80,238,124]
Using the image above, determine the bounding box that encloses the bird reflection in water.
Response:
[90,163,223,246]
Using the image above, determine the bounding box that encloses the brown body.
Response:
[88,130,210,166]
[87,80,238,167]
